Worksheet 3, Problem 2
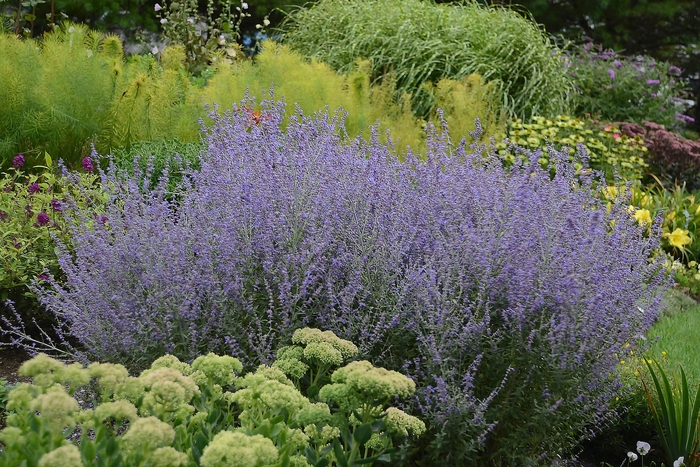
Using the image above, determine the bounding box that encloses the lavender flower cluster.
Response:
[23,95,668,462]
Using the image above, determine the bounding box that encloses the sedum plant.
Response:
[0,329,424,466]
[7,95,669,465]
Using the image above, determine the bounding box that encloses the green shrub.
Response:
[0,329,425,466]
[565,40,691,128]
[0,152,106,334]
[280,0,575,120]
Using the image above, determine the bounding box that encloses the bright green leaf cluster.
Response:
[496,115,649,182]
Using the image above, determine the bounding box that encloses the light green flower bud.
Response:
[141,368,200,403]
[272,358,309,380]
[276,345,304,361]
[30,391,79,428]
[93,400,138,423]
[251,365,294,385]
[331,361,416,400]
[18,354,64,380]
[149,446,189,467]
[289,454,313,467]
[318,383,363,412]
[364,432,384,451]
[191,353,243,387]
[286,427,310,451]
[295,402,332,426]
[0,426,24,446]
[122,416,175,450]
[303,424,340,443]
[303,342,343,366]
[38,444,83,467]
[149,354,192,375]
[189,370,208,387]
[6,383,34,411]
[291,329,358,360]
[114,376,145,403]
[383,407,426,437]
[88,362,129,393]
[58,363,90,391]
[200,431,278,467]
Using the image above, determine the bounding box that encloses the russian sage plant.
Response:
[12,93,669,464]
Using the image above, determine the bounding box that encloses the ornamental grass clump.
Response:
[15,94,669,464]
[280,0,574,121]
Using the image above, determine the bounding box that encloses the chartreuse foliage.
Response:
[496,115,649,182]
[1,24,502,170]
[0,329,424,467]
[280,0,574,120]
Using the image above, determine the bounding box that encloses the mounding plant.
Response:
[3,94,669,465]
[0,329,425,466]
[279,0,574,121]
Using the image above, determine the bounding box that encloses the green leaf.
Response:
[333,439,348,467]
[307,385,319,399]
[44,152,52,168]
[353,424,373,445]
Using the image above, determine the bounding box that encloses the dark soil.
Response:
[0,346,32,385]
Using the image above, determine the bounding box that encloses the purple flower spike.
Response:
[646,79,660,85]
[50,199,63,211]
[82,157,94,173]
[36,212,50,226]
[37,274,50,281]
[613,60,622,69]
[12,154,25,169]
[668,65,682,75]
[27,183,40,194]
[607,69,615,80]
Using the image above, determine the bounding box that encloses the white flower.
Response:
[627,452,638,462]
[636,441,651,456]
[242,2,248,9]
[263,18,270,26]
[160,18,168,24]
[86,49,93,58]
[674,457,685,467]
[151,46,159,54]
[218,35,226,45]
[187,17,194,23]
[154,3,162,11]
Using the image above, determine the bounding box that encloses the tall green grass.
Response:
[280,0,575,121]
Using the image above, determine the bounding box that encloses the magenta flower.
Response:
[607,69,616,80]
[82,157,94,173]
[36,212,50,226]
[50,199,63,211]
[0,210,7,221]
[12,154,25,169]
[646,79,660,85]
[27,183,40,194]
[676,114,696,123]
[613,60,622,69]
[37,273,50,281]
[668,65,682,75]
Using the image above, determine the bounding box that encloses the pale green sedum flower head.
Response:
[0,426,24,446]
[303,342,343,366]
[191,353,243,386]
[30,390,80,428]
[291,328,358,360]
[332,360,416,400]
[88,362,129,393]
[19,354,89,391]
[38,444,84,467]
[93,400,139,423]
[149,446,189,467]
[200,431,278,467]
[383,407,426,437]
[272,357,309,380]
[294,402,332,426]
[148,354,193,375]
[122,416,175,450]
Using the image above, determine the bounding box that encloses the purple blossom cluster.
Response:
[27,96,668,462]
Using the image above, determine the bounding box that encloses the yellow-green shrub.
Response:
[495,115,649,182]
